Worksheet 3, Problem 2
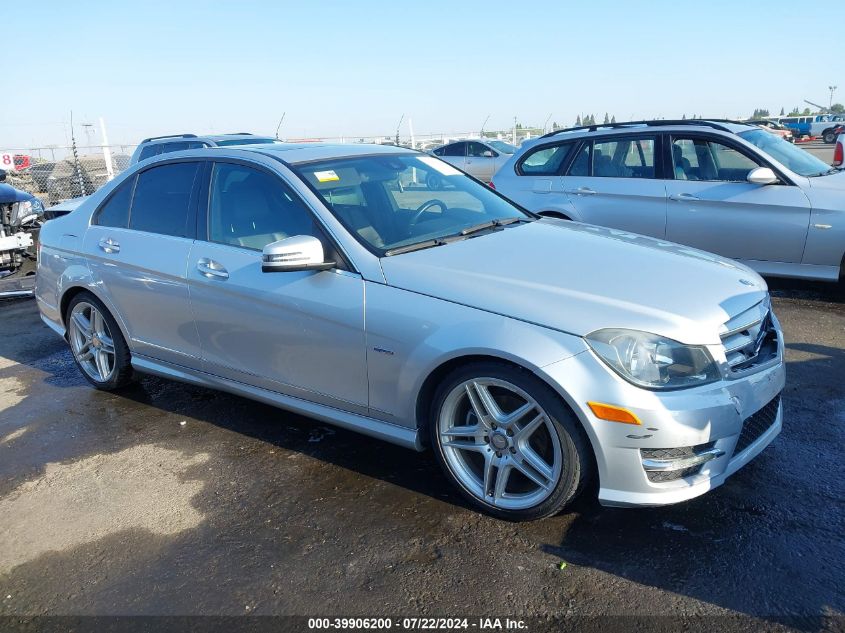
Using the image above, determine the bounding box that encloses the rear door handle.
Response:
[669,193,701,201]
[565,187,597,196]
[98,237,120,253]
[197,258,229,280]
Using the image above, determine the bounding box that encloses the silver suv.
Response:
[493,120,845,282]
[130,132,279,165]
[36,143,784,520]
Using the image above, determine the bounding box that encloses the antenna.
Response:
[480,114,490,137]
[275,112,286,140]
[543,113,552,133]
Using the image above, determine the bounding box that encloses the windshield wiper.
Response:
[460,216,531,237]
[384,238,448,256]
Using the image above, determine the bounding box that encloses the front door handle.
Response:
[197,258,229,280]
[565,187,597,196]
[98,237,120,253]
[669,193,701,201]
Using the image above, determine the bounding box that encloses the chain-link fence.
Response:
[1,128,544,206]
[1,145,136,205]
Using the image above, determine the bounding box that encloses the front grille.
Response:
[734,395,781,455]
[719,299,778,372]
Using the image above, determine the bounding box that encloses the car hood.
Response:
[379,220,768,345]
[0,183,34,204]
[805,169,845,190]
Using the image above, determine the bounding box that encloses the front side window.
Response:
[208,163,322,251]
[129,162,200,237]
[519,143,574,175]
[467,142,494,158]
[295,154,531,255]
[95,176,135,228]
[671,137,760,182]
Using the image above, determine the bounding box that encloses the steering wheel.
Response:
[410,199,447,226]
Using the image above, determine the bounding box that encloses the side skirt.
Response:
[131,355,423,451]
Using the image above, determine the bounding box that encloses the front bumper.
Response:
[542,329,785,508]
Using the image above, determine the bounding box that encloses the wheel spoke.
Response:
[442,439,485,453]
[98,334,115,355]
[512,456,552,490]
[520,445,554,483]
[464,383,490,423]
[515,413,545,442]
[77,347,93,362]
[501,402,535,427]
[493,462,512,501]
[442,424,481,438]
[482,453,496,497]
[473,381,505,422]
[91,309,103,335]
[94,349,111,380]
[71,311,92,338]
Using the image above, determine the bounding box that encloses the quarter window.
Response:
[671,137,760,182]
[519,143,574,175]
[95,176,135,228]
[208,163,323,251]
[129,162,199,237]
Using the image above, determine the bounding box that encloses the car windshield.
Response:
[294,154,530,255]
[738,128,834,177]
[215,137,278,146]
[487,140,517,154]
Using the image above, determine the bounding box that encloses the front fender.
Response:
[364,282,588,428]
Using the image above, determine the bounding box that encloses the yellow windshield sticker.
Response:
[314,170,340,182]
[418,156,461,176]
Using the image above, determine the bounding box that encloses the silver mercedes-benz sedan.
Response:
[36,143,785,520]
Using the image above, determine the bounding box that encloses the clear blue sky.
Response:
[2,0,843,148]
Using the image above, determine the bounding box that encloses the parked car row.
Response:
[770,114,845,142]
[37,140,786,519]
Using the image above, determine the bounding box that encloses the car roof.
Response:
[141,133,275,146]
[206,142,417,164]
[533,119,756,143]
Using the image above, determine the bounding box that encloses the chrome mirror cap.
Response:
[261,235,335,273]
[747,166,779,185]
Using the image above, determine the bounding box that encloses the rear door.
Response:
[83,160,203,366]
[664,134,811,263]
[560,134,668,237]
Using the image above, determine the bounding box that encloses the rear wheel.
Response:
[66,292,134,390]
[429,361,592,521]
[823,130,837,144]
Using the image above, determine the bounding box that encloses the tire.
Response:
[425,172,443,191]
[65,291,134,390]
[429,361,593,521]
[823,130,836,144]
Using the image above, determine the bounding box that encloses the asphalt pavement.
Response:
[0,281,842,630]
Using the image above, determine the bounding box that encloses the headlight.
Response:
[12,199,44,225]
[586,329,720,390]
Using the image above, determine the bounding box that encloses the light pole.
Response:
[830,85,838,110]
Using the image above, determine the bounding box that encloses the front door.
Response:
[465,141,497,182]
[187,160,368,412]
[665,135,811,263]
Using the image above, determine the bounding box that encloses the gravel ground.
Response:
[0,285,842,632]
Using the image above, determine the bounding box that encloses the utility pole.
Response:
[395,114,404,146]
[100,117,114,181]
[69,112,87,197]
[543,113,552,134]
[829,86,838,110]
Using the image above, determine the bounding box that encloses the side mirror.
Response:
[0,169,6,182]
[482,150,495,158]
[747,166,779,185]
[262,235,336,273]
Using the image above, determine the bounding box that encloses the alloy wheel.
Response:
[437,377,563,510]
[68,301,117,383]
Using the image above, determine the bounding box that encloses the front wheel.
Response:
[430,362,593,521]
[66,292,134,390]
[823,130,836,144]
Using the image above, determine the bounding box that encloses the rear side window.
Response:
[567,143,590,176]
[129,162,200,237]
[467,142,494,157]
[592,136,656,178]
[519,143,574,175]
[443,142,467,157]
[95,176,135,228]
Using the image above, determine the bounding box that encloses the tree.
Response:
[831,103,844,114]
[802,107,811,115]
[780,107,785,116]
[682,113,686,120]
[610,115,616,124]
[603,112,610,124]
[751,108,770,118]
[575,115,582,126]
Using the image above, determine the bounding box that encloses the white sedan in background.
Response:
[429,139,516,185]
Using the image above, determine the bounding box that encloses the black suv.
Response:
[129,133,279,164]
